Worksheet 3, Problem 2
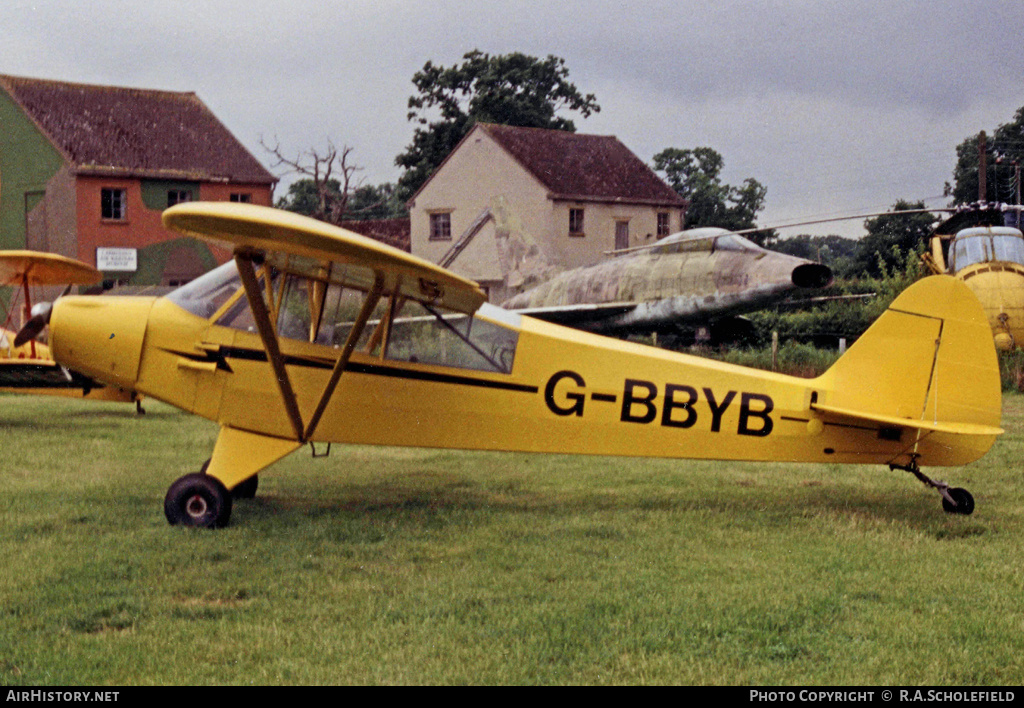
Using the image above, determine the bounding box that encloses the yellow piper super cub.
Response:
[17,202,1003,528]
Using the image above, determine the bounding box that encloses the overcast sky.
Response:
[2,0,1022,238]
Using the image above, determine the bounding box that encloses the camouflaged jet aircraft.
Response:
[500,227,833,341]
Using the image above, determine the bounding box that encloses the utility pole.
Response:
[1015,161,1022,229]
[979,131,987,202]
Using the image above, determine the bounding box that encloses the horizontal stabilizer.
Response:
[811,402,1004,437]
[815,275,1002,466]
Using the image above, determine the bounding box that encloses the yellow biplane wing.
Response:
[0,251,101,287]
[162,202,486,315]
[1,250,137,406]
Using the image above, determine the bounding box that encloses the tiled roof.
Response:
[0,74,276,184]
[478,123,686,207]
[343,218,411,252]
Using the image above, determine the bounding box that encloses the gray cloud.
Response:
[2,0,1022,237]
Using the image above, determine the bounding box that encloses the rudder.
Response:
[815,275,1001,450]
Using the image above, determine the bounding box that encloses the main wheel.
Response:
[941,487,975,516]
[164,473,232,528]
[232,475,259,499]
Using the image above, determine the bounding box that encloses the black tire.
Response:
[941,487,975,516]
[232,475,259,499]
[164,473,232,528]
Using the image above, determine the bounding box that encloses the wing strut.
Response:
[303,273,384,441]
[235,250,388,444]
[235,251,306,441]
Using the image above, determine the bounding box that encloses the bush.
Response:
[695,340,840,378]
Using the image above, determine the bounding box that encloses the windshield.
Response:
[950,229,1024,271]
[713,234,763,253]
[166,261,242,319]
[166,260,519,374]
[992,234,1024,265]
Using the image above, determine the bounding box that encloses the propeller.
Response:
[14,303,52,347]
[12,285,73,348]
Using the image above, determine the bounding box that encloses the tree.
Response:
[652,146,773,244]
[771,234,860,277]
[395,50,600,200]
[346,183,407,220]
[263,138,361,225]
[853,199,937,277]
[947,105,1024,205]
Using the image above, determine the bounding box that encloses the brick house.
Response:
[407,123,686,302]
[0,74,276,287]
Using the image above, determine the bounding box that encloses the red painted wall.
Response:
[74,177,273,267]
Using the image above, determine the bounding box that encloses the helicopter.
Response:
[921,202,1024,350]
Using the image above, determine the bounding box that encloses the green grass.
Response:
[2,394,1023,685]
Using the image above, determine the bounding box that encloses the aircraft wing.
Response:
[163,202,486,315]
[0,251,101,287]
[509,302,637,326]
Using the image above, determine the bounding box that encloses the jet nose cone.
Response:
[792,263,833,289]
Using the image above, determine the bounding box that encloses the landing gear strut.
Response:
[890,458,975,515]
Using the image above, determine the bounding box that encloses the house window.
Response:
[101,188,127,220]
[657,212,670,237]
[167,190,192,207]
[230,193,252,203]
[429,212,452,240]
[569,208,585,236]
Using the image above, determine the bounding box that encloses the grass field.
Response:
[1,393,1022,686]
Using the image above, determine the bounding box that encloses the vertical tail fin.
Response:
[814,276,1001,464]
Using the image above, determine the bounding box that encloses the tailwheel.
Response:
[941,487,975,516]
[890,459,975,516]
[164,473,232,528]
[232,475,259,500]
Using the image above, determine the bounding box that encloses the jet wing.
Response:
[0,251,101,287]
[162,202,487,316]
[510,302,637,326]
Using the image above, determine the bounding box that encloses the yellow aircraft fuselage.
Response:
[49,275,999,492]
[29,202,1002,527]
[0,250,137,403]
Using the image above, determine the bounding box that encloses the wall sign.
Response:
[96,247,138,272]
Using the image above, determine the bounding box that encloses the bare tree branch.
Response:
[260,136,364,225]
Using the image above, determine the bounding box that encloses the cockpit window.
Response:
[992,234,1024,265]
[950,231,1024,271]
[952,236,993,271]
[650,237,713,255]
[713,234,763,253]
[169,258,519,374]
[166,261,242,319]
[385,299,518,373]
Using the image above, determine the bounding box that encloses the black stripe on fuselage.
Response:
[180,345,541,394]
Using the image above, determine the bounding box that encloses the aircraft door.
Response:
[189,324,231,421]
